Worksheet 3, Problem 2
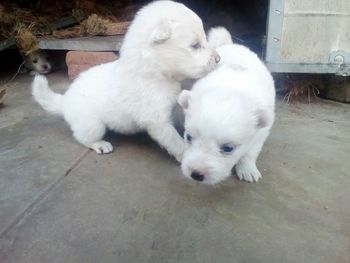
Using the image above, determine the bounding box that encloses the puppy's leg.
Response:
[71,119,113,154]
[235,128,270,183]
[147,122,184,162]
[19,67,29,74]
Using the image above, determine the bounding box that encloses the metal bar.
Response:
[265,0,285,64]
[284,11,350,17]
[266,62,346,74]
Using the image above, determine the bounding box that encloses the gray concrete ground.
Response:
[0,71,349,263]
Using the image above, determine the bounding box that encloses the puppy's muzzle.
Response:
[191,171,204,182]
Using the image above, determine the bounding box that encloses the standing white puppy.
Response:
[32,1,219,162]
[178,27,275,183]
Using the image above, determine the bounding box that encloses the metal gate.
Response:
[265,0,350,76]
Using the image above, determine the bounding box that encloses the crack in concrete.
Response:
[0,150,91,238]
[64,150,91,176]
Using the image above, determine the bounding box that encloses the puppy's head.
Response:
[207,26,234,49]
[121,1,220,80]
[25,50,52,74]
[178,71,270,184]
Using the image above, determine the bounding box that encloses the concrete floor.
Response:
[0,71,349,263]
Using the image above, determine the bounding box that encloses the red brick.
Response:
[66,51,119,80]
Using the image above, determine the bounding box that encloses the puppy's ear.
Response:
[178,90,191,110]
[256,109,270,129]
[150,20,173,44]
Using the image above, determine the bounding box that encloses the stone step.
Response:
[38,35,124,52]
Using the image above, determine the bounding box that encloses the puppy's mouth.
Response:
[200,175,227,185]
[188,173,227,185]
[193,63,218,79]
[204,58,220,75]
[37,69,51,74]
[182,165,229,185]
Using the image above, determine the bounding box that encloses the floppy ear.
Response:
[178,90,191,110]
[256,109,270,129]
[150,20,172,44]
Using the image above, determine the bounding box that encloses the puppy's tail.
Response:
[208,27,233,49]
[32,75,63,116]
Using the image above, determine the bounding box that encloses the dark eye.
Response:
[191,42,201,50]
[186,133,192,143]
[220,144,234,154]
[32,59,38,64]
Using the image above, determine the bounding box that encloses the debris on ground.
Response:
[274,73,325,104]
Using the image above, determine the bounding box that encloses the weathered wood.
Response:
[323,76,350,103]
[281,0,350,63]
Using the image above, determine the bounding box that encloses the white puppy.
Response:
[32,0,219,162]
[178,27,275,183]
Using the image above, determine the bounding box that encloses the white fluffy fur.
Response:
[32,0,219,161]
[178,27,275,184]
[207,27,233,49]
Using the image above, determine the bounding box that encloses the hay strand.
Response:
[52,14,130,38]
[0,1,136,48]
[0,87,6,107]
[277,74,323,104]
[14,25,38,55]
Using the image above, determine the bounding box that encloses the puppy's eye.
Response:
[220,144,235,154]
[186,133,192,143]
[191,42,201,50]
[32,59,38,64]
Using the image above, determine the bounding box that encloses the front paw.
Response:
[89,140,113,154]
[29,70,36,76]
[235,160,262,183]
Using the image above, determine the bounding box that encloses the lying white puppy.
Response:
[32,0,219,162]
[178,27,275,183]
[21,50,52,75]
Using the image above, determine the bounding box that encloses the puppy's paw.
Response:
[19,67,28,74]
[89,141,113,154]
[235,160,262,183]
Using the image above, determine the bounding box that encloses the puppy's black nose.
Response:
[191,172,204,182]
[42,64,48,70]
[215,54,221,63]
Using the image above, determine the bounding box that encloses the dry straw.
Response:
[52,14,130,38]
[14,24,39,55]
[275,74,323,104]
